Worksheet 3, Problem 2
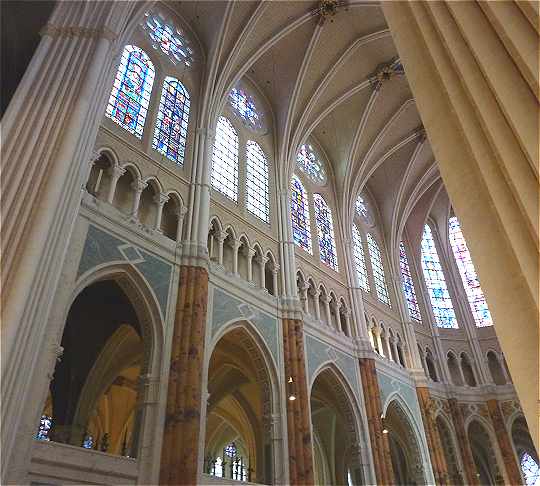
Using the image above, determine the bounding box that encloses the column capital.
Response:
[154,193,170,206]
[110,165,126,178]
[131,180,147,193]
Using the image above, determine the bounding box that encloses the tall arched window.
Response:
[448,216,493,327]
[211,117,239,201]
[367,234,390,306]
[106,45,155,138]
[399,241,421,322]
[421,225,457,328]
[520,452,540,485]
[313,194,338,271]
[290,176,312,253]
[352,225,370,292]
[152,77,190,165]
[246,141,269,222]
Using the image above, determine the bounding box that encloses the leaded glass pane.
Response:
[211,117,239,201]
[142,12,194,66]
[367,233,390,306]
[296,144,327,185]
[152,77,190,165]
[521,453,540,486]
[36,414,52,441]
[399,241,421,321]
[313,194,338,271]
[290,176,312,254]
[448,216,493,327]
[228,88,264,131]
[352,225,370,292]
[421,225,458,328]
[246,141,269,222]
[106,45,155,139]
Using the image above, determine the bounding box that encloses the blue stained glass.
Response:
[290,176,312,254]
[314,194,338,271]
[228,87,264,131]
[142,12,194,66]
[106,45,155,139]
[521,452,540,486]
[448,216,493,327]
[352,225,370,292]
[355,195,368,220]
[36,414,52,441]
[296,144,327,185]
[82,435,94,449]
[421,225,458,328]
[399,241,421,321]
[152,77,190,165]
[367,233,390,306]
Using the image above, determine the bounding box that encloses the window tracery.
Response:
[296,144,327,185]
[246,141,269,222]
[152,77,190,165]
[106,45,155,139]
[448,216,493,327]
[399,241,422,322]
[421,225,458,328]
[228,87,264,132]
[290,176,312,254]
[211,117,239,201]
[355,194,373,226]
[142,11,194,66]
[367,234,390,305]
[313,194,338,270]
[352,225,370,292]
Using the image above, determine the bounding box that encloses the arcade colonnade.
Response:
[1,1,537,485]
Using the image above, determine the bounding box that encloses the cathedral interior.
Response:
[1,1,538,485]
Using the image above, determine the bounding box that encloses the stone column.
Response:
[298,284,308,313]
[416,387,449,484]
[232,239,240,275]
[154,193,169,231]
[311,288,321,321]
[259,256,268,290]
[217,231,227,266]
[130,180,147,221]
[160,266,209,485]
[272,267,279,296]
[246,248,256,283]
[486,399,522,484]
[376,330,385,358]
[448,398,479,485]
[358,358,394,485]
[282,318,314,485]
[322,295,332,328]
[107,166,126,204]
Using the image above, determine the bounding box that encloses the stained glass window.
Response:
[290,176,312,254]
[106,45,155,138]
[421,225,458,328]
[211,117,239,201]
[352,225,370,292]
[228,88,264,131]
[225,442,237,457]
[36,414,52,441]
[246,141,269,222]
[355,195,368,220]
[152,77,190,165]
[142,12,194,66]
[296,144,327,185]
[521,452,540,486]
[367,234,390,306]
[313,194,338,271]
[399,241,422,321]
[448,216,493,327]
[82,435,94,449]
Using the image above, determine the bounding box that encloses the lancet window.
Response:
[448,216,493,327]
[211,117,239,201]
[246,141,269,222]
[106,45,155,138]
[314,194,338,271]
[520,452,540,486]
[290,176,312,253]
[352,225,370,292]
[399,241,421,321]
[421,224,458,328]
[367,234,390,305]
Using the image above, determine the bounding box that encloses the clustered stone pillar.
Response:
[416,387,449,484]
[448,398,479,485]
[159,265,209,485]
[486,399,522,484]
[358,358,394,485]
[282,318,314,485]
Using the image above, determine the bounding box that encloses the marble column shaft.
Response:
[416,387,449,484]
[159,265,209,485]
[358,358,394,485]
[283,318,314,485]
[486,399,522,484]
[448,398,479,485]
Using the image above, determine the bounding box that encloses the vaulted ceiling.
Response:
[166,0,447,246]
